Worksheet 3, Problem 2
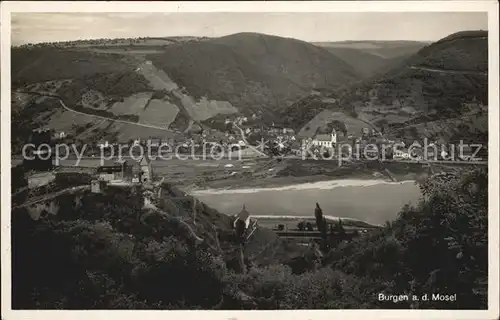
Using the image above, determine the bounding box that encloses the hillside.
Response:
[11,33,361,146]
[146,32,361,115]
[286,31,488,143]
[11,31,487,148]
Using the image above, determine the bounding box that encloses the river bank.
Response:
[182,158,433,191]
[191,178,417,195]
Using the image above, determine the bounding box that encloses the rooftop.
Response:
[99,159,125,167]
[140,155,152,165]
[237,205,250,220]
[313,134,333,141]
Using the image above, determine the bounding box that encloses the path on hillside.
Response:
[383,109,486,138]
[409,66,487,76]
[18,91,176,132]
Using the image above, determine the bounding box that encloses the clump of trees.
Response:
[81,72,151,98]
[327,168,488,309]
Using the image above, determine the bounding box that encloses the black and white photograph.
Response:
[1,1,499,319]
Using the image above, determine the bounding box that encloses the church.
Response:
[311,128,337,149]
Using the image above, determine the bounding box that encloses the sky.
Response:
[11,12,488,46]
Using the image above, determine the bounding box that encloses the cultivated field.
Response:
[179,94,238,121]
[137,60,239,121]
[139,99,180,128]
[109,92,152,115]
[47,108,95,132]
[136,60,179,91]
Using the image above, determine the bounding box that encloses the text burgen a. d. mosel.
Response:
[378,293,457,303]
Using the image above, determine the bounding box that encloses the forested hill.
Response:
[146,32,360,114]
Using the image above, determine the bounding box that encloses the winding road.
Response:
[18,90,176,132]
[232,122,269,158]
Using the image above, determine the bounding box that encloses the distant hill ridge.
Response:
[146,32,361,116]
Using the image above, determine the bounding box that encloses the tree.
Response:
[320,218,329,250]
[329,219,346,247]
[314,203,324,232]
[234,219,247,243]
[314,203,329,251]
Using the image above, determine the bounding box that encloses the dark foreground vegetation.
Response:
[11,165,487,309]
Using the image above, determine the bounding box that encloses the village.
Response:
[24,108,483,180]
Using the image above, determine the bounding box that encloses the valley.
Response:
[11,29,489,231]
